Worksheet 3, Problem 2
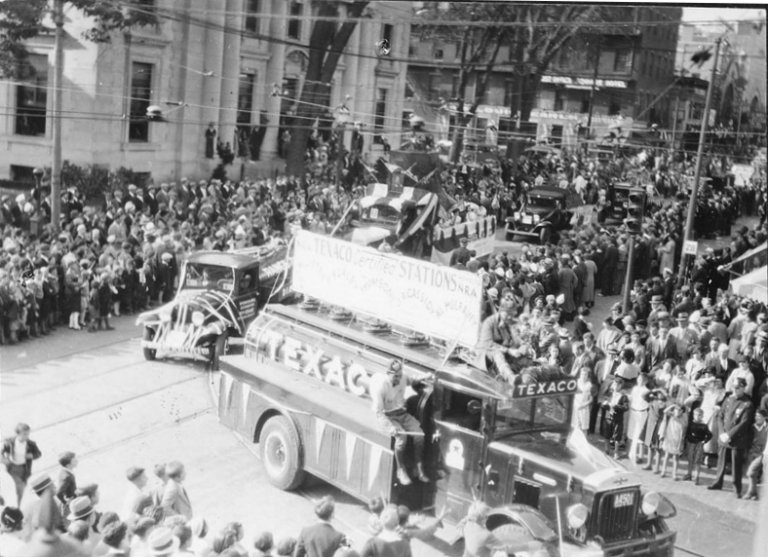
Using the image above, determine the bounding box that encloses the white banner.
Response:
[293,231,483,347]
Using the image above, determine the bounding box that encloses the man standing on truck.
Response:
[369,360,429,486]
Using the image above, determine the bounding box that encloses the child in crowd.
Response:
[682,407,712,484]
[603,376,630,459]
[659,404,687,480]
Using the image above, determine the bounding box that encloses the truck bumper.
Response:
[505,223,540,238]
[601,530,676,557]
[141,340,210,356]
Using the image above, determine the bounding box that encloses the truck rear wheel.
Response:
[143,327,157,361]
[260,416,305,490]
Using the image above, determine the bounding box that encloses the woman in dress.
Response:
[695,369,726,467]
[581,255,597,309]
[573,366,596,434]
[627,374,651,464]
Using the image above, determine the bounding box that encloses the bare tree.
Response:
[283,0,369,175]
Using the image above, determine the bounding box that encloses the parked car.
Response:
[505,187,571,244]
[136,246,291,369]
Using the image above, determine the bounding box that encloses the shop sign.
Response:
[541,75,628,89]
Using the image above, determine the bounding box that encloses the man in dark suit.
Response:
[646,325,678,371]
[1,422,42,505]
[713,344,738,383]
[708,379,755,498]
[294,496,347,557]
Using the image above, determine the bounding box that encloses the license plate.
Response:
[522,215,533,224]
[166,330,187,349]
[614,492,635,507]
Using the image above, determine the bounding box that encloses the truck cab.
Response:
[506,187,571,244]
[218,303,676,557]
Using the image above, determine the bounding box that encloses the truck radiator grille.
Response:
[593,487,639,542]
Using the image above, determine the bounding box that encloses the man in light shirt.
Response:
[1,423,42,506]
[369,359,428,486]
[121,466,150,521]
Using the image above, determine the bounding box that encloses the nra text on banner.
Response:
[293,231,483,346]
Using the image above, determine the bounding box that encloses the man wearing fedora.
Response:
[160,461,193,520]
[1,422,42,505]
[146,526,179,557]
[294,496,347,557]
[708,378,755,498]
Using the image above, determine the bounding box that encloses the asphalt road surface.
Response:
[0,225,761,556]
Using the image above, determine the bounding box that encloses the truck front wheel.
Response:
[260,416,305,490]
[210,332,228,371]
[538,227,551,244]
[143,327,157,361]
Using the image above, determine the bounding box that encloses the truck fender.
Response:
[253,407,303,446]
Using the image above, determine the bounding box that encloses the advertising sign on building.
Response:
[292,231,483,346]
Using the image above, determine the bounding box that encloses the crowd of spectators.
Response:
[0,442,446,557]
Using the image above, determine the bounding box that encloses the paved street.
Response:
[0,225,760,557]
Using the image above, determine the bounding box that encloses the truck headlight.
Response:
[533,214,541,223]
[567,503,589,529]
[191,311,205,327]
[159,311,172,323]
[514,212,521,219]
[641,492,676,518]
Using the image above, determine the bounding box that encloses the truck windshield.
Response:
[528,196,558,209]
[183,264,235,292]
[361,204,400,225]
[494,394,570,437]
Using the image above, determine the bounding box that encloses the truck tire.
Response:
[210,332,228,371]
[260,416,305,490]
[143,327,157,361]
[538,227,551,244]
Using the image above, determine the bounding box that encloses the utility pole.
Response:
[669,96,679,158]
[622,236,635,314]
[51,0,64,231]
[679,37,722,283]
[586,38,602,137]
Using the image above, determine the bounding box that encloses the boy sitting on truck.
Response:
[369,360,429,486]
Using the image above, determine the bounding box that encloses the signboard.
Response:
[510,378,579,399]
[292,231,483,346]
[683,240,699,255]
[541,75,628,89]
[732,164,754,187]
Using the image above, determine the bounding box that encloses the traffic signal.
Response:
[625,190,647,232]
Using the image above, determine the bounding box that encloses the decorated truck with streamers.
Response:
[216,232,677,557]
[136,245,291,369]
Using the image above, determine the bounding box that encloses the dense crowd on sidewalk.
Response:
[0,426,449,557]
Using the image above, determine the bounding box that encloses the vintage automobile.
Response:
[136,245,291,369]
[505,186,571,244]
[599,183,647,225]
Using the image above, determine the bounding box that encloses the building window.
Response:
[614,49,631,72]
[374,88,388,144]
[282,77,299,100]
[382,23,393,44]
[237,73,255,128]
[434,48,444,60]
[129,62,153,142]
[503,81,514,107]
[404,81,414,99]
[554,89,565,111]
[402,110,412,130]
[244,0,259,33]
[580,94,590,113]
[15,54,48,137]
[609,97,621,116]
[287,2,303,39]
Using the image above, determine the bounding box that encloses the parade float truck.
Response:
[217,231,676,557]
[350,148,496,263]
[136,244,292,369]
